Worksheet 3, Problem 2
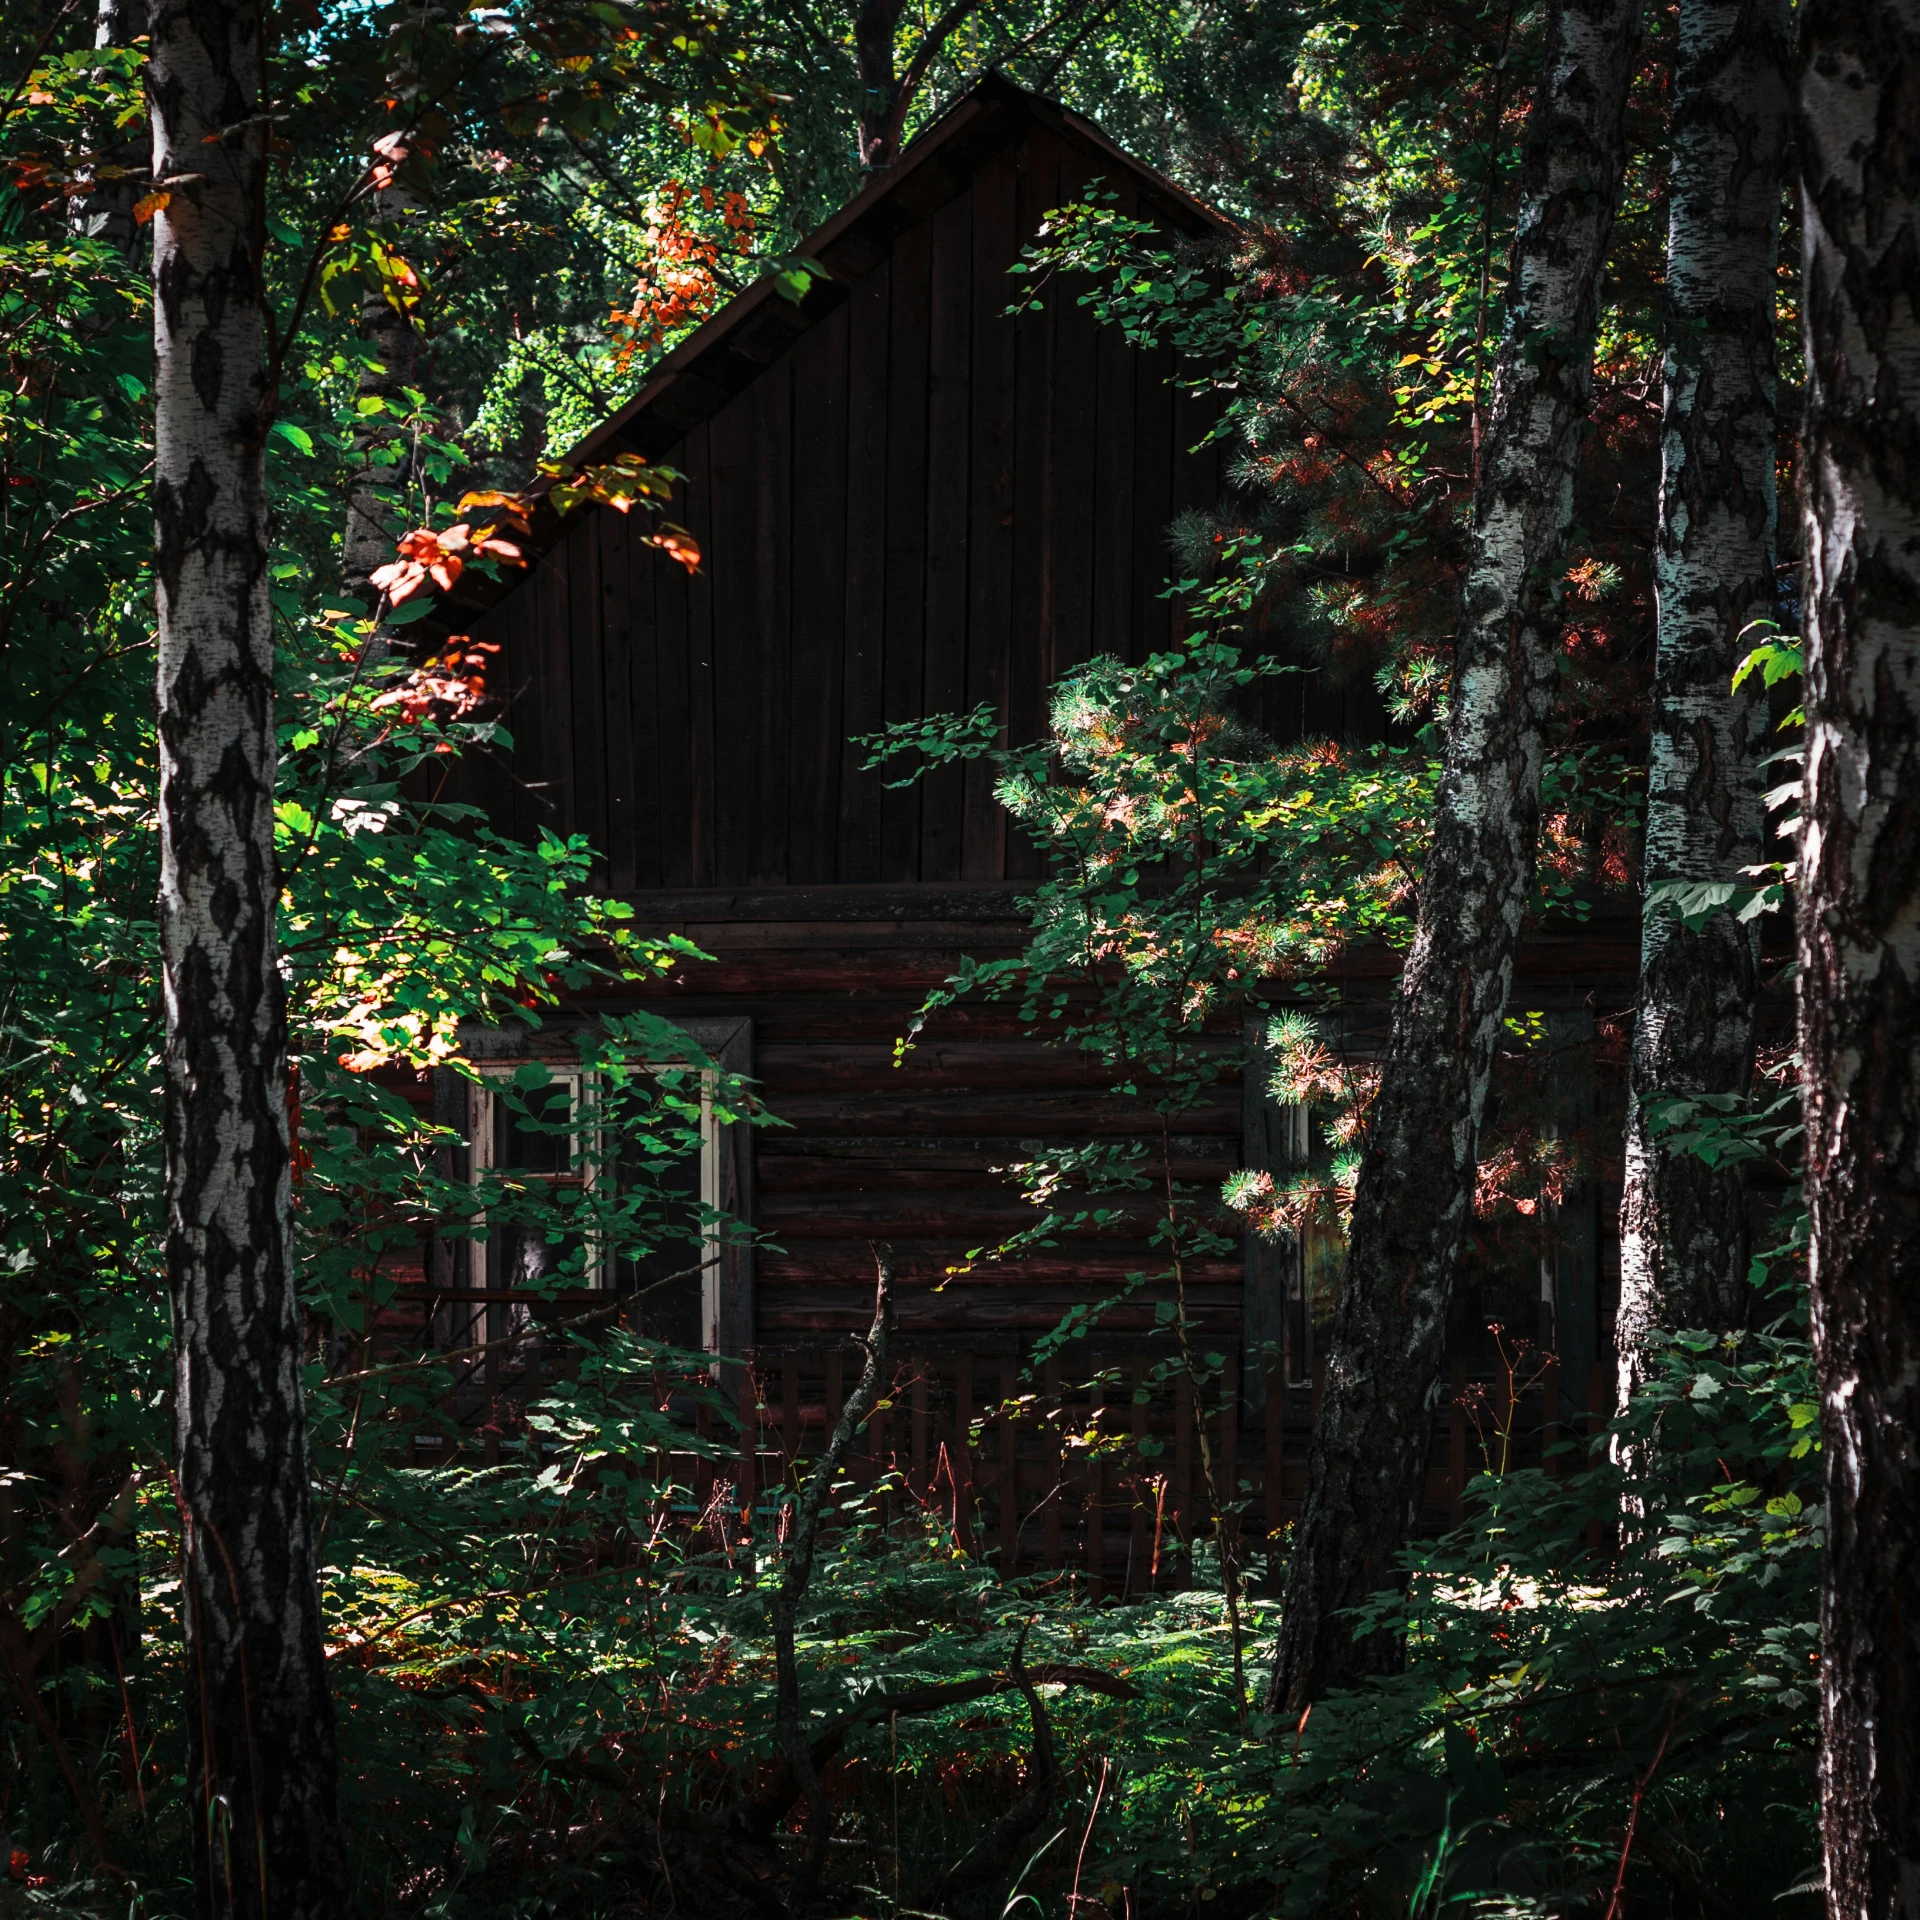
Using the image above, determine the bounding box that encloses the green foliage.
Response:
[0,37,763,1895]
[1015,7,1664,766]
[0,4,1815,1914]
[868,640,1435,1091]
[1649,623,1805,934]
[1642,1087,1802,1176]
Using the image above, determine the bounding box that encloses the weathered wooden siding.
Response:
[589,893,1638,1357]
[598,903,1244,1344]
[428,76,1633,1406]
[455,118,1258,889]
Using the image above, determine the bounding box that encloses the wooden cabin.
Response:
[418,74,1636,1571]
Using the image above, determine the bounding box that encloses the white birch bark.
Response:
[1267,0,1642,1711]
[1794,3,1920,1913]
[1615,0,1788,1414]
[151,0,346,1906]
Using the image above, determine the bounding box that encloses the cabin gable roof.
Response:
[431,76,1232,633]
[437,77,1350,895]
[577,73,1231,468]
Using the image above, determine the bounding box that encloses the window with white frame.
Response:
[461,1064,725,1352]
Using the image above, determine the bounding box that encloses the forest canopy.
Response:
[1,0,1916,1917]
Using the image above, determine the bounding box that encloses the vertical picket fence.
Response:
[406,1311,1611,1585]
[720,1347,1611,1589]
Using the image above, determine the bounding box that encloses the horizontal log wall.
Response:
[357,906,1635,1390]
[608,897,1637,1348]
[616,933,1244,1343]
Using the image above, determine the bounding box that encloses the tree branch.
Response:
[773,1245,894,1909]
[886,0,983,157]
[937,1623,1059,1905]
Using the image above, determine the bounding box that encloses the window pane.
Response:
[615,1145,704,1350]
[490,1082,581,1288]
[490,1220,578,1291]
[497,1081,573,1173]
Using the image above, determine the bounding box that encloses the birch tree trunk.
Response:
[1794,3,1920,1912]
[150,0,347,1910]
[74,0,151,261]
[1265,0,1640,1713]
[1614,0,1789,1415]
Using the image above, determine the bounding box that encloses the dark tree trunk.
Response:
[1794,4,1920,1914]
[852,0,978,170]
[854,0,905,169]
[1614,0,1789,1412]
[342,183,424,608]
[1265,0,1641,1714]
[150,0,347,1911]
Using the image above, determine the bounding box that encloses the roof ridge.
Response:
[572,73,1228,467]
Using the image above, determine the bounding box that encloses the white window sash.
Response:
[465,1066,723,1343]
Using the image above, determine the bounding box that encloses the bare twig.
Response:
[742,1662,1137,1842]
[0,1607,122,1874]
[315,1254,722,1391]
[1604,1699,1678,1920]
[0,0,83,126]
[886,0,982,151]
[1159,1110,1247,1726]
[937,1623,1059,1907]
[1070,1754,1113,1916]
[0,1467,152,1617]
[775,1245,895,1911]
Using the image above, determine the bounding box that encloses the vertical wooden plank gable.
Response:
[1044,146,1099,686]
[499,555,549,847]
[1170,371,1222,628]
[455,598,519,842]
[534,540,573,841]
[787,301,850,884]
[597,507,639,892]
[1090,177,1140,667]
[750,351,795,885]
[708,389,758,881]
[683,420,717,885]
[1006,126,1063,885]
[1129,339,1176,663]
[651,444,693,889]
[453,99,1243,900]
[882,216,933,881]
[962,149,1018,880]
[920,186,972,882]
[566,514,608,874]
[839,260,891,883]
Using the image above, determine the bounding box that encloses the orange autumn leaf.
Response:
[649,527,700,572]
